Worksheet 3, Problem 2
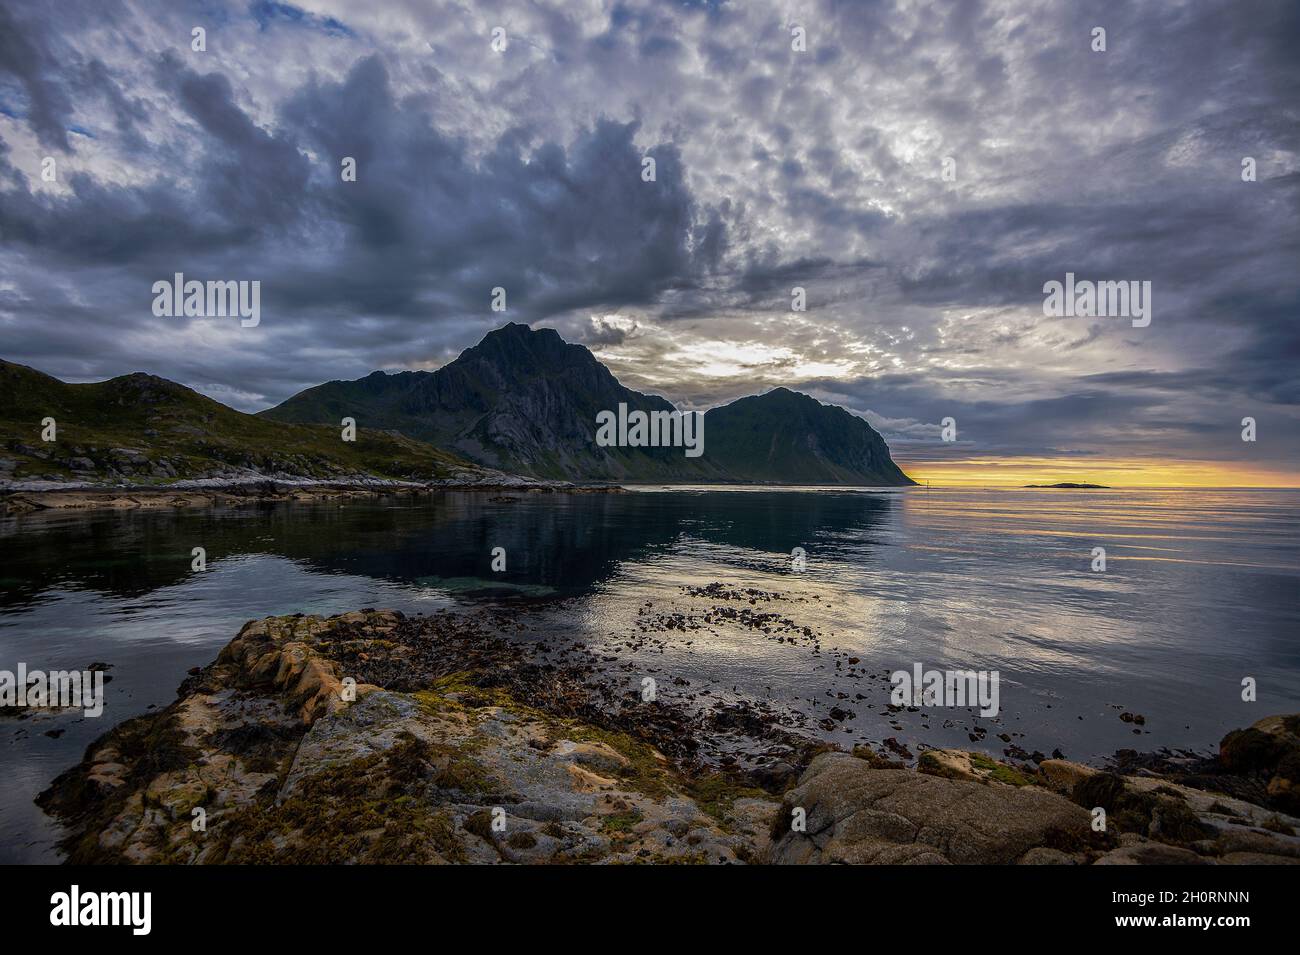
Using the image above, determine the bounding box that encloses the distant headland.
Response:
[1023,482,1111,489]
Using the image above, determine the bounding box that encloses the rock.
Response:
[1094,843,1208,865]
[1072,771,1214,844]
[917,749,978,781]
[1123,774,1300,831]
[549,739,632,776]
[37,611,777,865]
[917,748,1034,786]
[1064,766,1300,863]
[1040,758,1098,793]
[768,752,1095,864]
[882,737,913,759]
[1218,851,1300,864]
[1206,827,1300,860]
[86,762,128,792]
[1019,847,1078,865]
[1218,714,1300,814]
[751,759,801,790]
[37,615,1296,867]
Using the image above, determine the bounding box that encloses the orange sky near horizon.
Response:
[894,457,1299,489]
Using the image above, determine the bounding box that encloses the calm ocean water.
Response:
[2,486,1297,862]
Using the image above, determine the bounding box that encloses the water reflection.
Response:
[0,490,901,609]
[2,487,1297,863]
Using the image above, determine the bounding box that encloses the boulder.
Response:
[1040,758,1098,794]
[1019,847,1078,865]
[1219,714,1300,814]
[1219,851,1300,865]
[768,752,1095,864]
[1094,843,1207,865]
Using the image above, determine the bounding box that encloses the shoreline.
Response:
[36,608,1300,865]
[0,476,626,513]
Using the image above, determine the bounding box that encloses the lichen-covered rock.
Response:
[917,748,1035,786]
[38,611,775,865]
[768,752,1096,864]
[1039,758,1098,793]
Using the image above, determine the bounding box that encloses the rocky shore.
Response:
[0,476,623,513]
[38,609,1300,864]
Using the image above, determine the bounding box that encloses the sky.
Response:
[1,0,1297,486]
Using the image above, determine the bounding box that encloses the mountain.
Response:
[702,387,912,485]
[0,359,481,484]
[262,323,915,486]
[260,322,712,481]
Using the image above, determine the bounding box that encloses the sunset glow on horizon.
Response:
[896,458,1299,489]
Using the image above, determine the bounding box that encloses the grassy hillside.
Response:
[0,359,480,484]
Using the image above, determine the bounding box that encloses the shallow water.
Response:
[2,486,1297,862]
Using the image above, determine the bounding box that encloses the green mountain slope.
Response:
[0,359,479,484]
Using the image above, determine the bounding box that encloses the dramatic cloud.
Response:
[1,0,1297,482]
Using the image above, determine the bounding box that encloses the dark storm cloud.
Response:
[166,53,312,230]
[270,54,721,319]
[0,24,728,402]
[2,48,721,297]
[0,3,76,150]
[0,0,1296,479]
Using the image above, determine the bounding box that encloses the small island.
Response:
[1023,482,1111,489]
